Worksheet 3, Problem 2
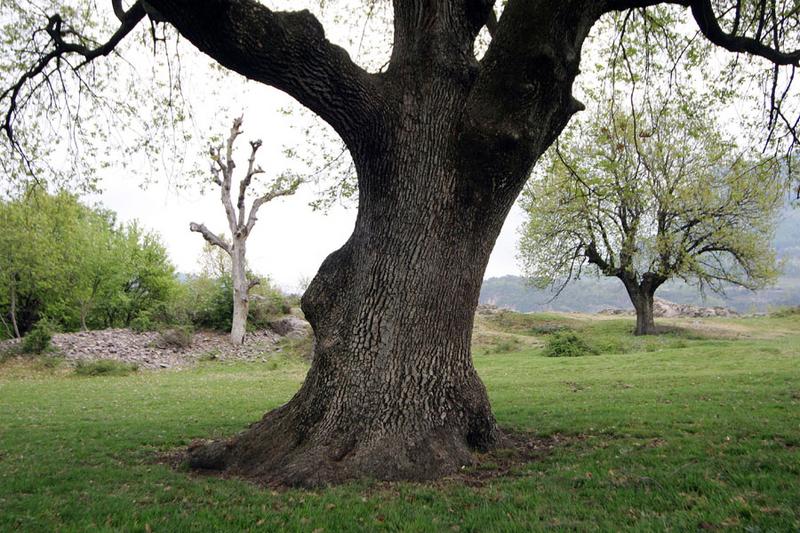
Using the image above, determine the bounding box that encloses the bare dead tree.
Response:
[190,116,300,345]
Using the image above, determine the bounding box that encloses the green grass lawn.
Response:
[1,313,798,532]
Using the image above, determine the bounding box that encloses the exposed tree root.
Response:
[177,424,572,489]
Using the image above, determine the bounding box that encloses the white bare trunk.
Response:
[80,300,89,332]
[10,278,20,339]
[230,239,249,345]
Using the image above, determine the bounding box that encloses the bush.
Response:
[130,312,157,333]
[174,274,292,333]
[156,326,194,349]
[770,306,800,318]
[544,332,597,358]
[74,359,138,377]
[21,319,55,354]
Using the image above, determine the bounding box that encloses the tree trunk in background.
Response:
[9,277,20,339]
[80,301,89,332]
[632,292,656,336]
[622,276,662,336]
[230,240,249,345]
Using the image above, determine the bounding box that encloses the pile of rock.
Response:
[652,298,738,318]
[2,315,313,370]
[599,298,738,318]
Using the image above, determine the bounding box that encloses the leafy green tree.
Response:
[2,0,799,485]
[0,189,176,335]
[92,222,177,328]
[519,98,784,334]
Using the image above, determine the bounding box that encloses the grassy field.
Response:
[1,311,799,532]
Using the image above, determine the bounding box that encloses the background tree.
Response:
[2,0,800,485]
[190,116,300,345]
[518,97,784,335]
[0,189,177,336]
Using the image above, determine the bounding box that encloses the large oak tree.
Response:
[2,0,799,486]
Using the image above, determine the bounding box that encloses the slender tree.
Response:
[518,99,784,335]
[2,0,800,485]
[190,116,300,345]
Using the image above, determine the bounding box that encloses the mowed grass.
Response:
[1,313,799,532]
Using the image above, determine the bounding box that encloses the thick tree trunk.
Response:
[633,292,656,336]
[621,277,660,336]
[181,0,594,487]
[230,240,249,345]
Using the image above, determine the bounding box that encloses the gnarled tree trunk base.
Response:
[183,421,574,488]
[187,400,502,487]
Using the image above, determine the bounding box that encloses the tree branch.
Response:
[460,0,596,185]
[690,0,800,65]
[2,1,146,146]
[189,222,231,255]
[221,117,241,234]
[237,139,264,228]
[604,0,800,66]
[145,0,381,142]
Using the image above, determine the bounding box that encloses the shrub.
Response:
[130,312,157,333]
[544,332,597,358]
[157,326,194,349]
[74,359,138,377]
[770,306,800,318]
[530,323,571,335]
[21,319,55,354]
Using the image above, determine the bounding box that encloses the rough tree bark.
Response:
[190,117,299,345]
[621,274,665,335]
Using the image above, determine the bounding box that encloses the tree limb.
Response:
[604,0,800,65]
[221,117,241,234]
[189,222,231,255]
[689,0,800,66]
[145,0,381,142]
[2,1,146,146]
[237,139,264,228]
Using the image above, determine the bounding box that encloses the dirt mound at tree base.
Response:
[599,298,738,318]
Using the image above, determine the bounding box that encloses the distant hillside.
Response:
[482,204,800,314]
